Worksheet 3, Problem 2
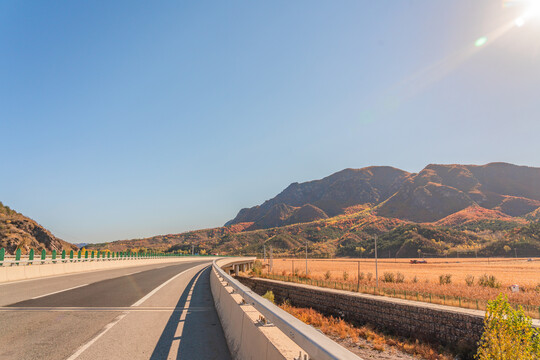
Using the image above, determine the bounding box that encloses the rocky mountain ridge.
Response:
[0,202,77,255]
[228,162,540,228]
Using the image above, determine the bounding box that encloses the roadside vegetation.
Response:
[476,294,539,359]
[278,300,453,360]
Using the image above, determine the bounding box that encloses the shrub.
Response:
[252,260,263,276]
[478,274,500,288]
[412,276,419,283]
[367,272,373,281]
[383,272,395,283]
[476,294,540,359]
[465,275,475,286]
[262,290,275,304]
[324,270,331,280]
[439,274,452,285]
[358,272,365,281]
[395,272,405,283]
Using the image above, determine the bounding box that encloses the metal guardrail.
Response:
[0,247,212,267]
[212,258,361,360]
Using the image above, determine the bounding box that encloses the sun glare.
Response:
[518,0,540,25]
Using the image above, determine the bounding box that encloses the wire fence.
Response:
[259,273,540,320]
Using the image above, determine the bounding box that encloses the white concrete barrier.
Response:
[0,257,216,284]
[211,258,362,360]
[210,259,305,360]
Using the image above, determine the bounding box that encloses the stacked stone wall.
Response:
[238,276,485,352]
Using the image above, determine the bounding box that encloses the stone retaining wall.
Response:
[238,276,486,353]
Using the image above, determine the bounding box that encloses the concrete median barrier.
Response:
[211,258,309,360]
[0,257,215,284]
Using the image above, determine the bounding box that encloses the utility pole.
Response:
[305,240,308,275]
[357,261,360,291]
[269,246,273,274]
[375,236,379,290]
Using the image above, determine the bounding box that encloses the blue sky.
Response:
[2,1,540,243]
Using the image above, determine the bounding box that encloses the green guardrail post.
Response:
[41,249,46,263]
[52,250,57,263]
[29,249,34,264]
[15,248,21,265]
[61,250,66,261]
[91,251,95,259]
[108,252,111,259]
[0,248,4,266]
[97,251,101,259]
[78,250,82,260]
[70,250,74,260]
[85,251,89,259]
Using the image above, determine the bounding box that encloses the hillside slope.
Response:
[0,202,77,254]
[377,163,540,222]
[227,166,410,227]
[229,162,540,227]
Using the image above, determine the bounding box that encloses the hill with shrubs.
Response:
[84,162,540,258]
[0,201,77,255]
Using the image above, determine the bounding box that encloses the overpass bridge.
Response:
[0,256,360,360]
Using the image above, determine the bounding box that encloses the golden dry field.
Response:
[260,257,540,317]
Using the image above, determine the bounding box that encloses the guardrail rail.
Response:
[212,258,361,360]
[0,248,212,267]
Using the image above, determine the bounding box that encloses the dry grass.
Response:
[263,257,540,317]
[280,302,453,360]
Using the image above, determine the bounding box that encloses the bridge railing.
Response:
[0,248,211,267]
[212,258,361,360]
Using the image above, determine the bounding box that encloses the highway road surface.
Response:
[0,260,232,360]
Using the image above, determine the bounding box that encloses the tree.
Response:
[476,294,540,360]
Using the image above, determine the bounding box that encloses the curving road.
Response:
[0,260,231,360]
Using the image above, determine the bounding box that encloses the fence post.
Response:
[97,251,101,260]
[29,249,34,264]
[52,250,57,263]
[91,251,95,260]
[85,251,88,260]
[16,248,21,265]
[61,250,66,262]
[0,248,4,266]
[108,252,111,259]
[70,250,74,260]
[41,249,46,263]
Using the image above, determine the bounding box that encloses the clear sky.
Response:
[1,1,540,244]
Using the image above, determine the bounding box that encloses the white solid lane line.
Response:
[31,284,89,299]
[131,264,208,307]
[65,312,128,360]
[66,263,209,360]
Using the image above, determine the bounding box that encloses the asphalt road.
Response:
[0,260,232,360]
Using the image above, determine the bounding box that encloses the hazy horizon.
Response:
[2,1,540,243]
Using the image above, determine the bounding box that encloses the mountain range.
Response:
[87,162,540,258]
[227,162,540,228]
[3,162,540,257]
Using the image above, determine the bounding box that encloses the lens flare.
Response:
[475,37,488,47]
